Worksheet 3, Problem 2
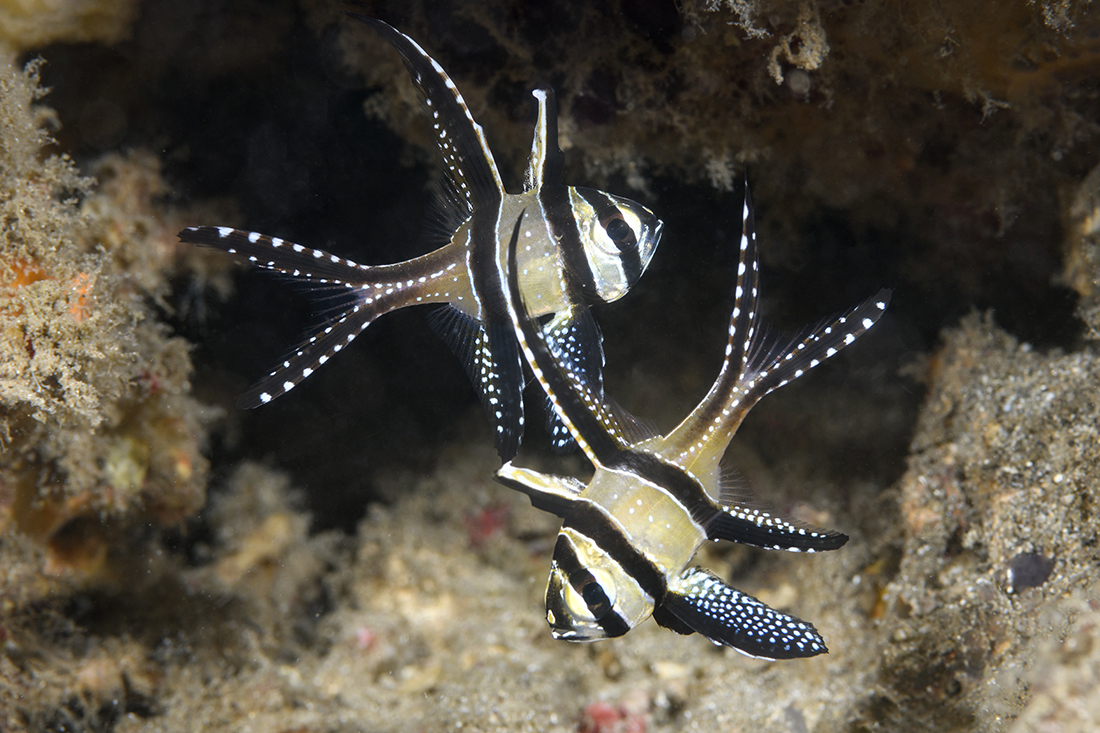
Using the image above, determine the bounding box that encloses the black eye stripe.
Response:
[552,534,633,637]
[542,186,598,300]
[563,509,666,600]
[577,188,618,215]
[575,188,644,285]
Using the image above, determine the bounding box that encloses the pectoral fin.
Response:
[661,567,828,659]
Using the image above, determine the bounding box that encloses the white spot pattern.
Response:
[675,569,825,658]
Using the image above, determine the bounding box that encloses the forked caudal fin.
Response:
[178,225,469,408]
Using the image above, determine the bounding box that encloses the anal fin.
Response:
[430,306,525,461]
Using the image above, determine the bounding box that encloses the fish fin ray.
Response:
[429,306,524,461]
[704,466,848,551]
[424,180,473,243]
[180,226,415,409]
[724,179,762,379]
[544,396,577,454]
[179,226,374,284]
[742,288,893,401]
[428,305,482,381]
[484,319,526,461]
[237,307,376,409]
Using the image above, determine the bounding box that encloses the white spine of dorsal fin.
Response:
[523,89,551,193]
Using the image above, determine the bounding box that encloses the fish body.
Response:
[179,17,662,460]
[496,184,891,658]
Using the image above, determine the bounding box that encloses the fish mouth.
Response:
[643,218,664,268]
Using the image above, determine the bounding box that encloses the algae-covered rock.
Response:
[0,58,213,577]
[863,312,1100,728]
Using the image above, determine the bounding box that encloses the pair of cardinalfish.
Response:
[180,14,890,660]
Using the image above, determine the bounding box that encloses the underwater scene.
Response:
[1,0,1098,730]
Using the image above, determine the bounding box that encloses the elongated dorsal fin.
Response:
[345,15,506,208]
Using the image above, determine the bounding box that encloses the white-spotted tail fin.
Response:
[658,180,891,481]
[179,225,469,409]
[742,289,892,402]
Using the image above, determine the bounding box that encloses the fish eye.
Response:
[604,217,635,250]
[562,568,617,622]
[580,580,611,618]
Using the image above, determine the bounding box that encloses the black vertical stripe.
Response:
[554,535,633,638]
[505,212,624,463]
[471,198,528,460]
[609,452,718,529]
[541,185,599,301]
[564,504,667,602]
[470,198,506,316]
